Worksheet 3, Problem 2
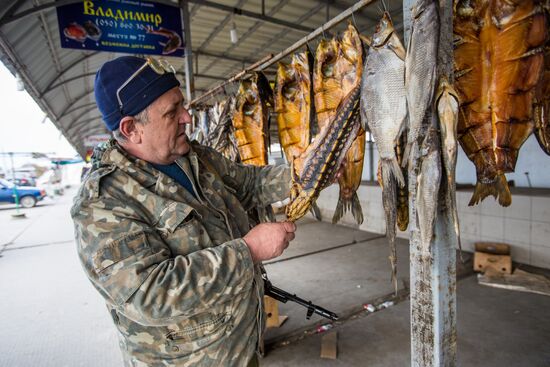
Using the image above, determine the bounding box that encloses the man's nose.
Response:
[180,108,192,124]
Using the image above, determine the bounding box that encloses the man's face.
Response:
[137,87,192,164]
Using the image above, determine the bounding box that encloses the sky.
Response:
[0,62,80,174]
[0,62,77,157]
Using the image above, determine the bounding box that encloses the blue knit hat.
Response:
[94,56,180,131]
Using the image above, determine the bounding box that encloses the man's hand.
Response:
[243,221,296,263]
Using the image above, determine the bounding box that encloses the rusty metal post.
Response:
[180,0,194,136]
[404,0,457,365]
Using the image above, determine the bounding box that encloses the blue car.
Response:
[0,178,46,208]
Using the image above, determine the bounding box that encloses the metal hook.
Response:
[351,11,358,29]
[381,0,388,13]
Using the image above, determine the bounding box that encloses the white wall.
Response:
[362,134,550,188]
[314,183,550,270]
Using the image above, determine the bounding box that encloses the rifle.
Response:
[262,275,339,321]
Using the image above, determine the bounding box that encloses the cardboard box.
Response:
[474,242,512,274]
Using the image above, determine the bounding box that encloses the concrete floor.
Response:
[0,188,549,366]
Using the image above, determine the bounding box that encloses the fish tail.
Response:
[332,191,364,225]
[401,142,412,168]
[449,187,464,263]
[351,191,364,225]
[469,174,511,207]
[382,158,405,188]
[310,202,323,222]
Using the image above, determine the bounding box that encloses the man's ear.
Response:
[119,116,142,143]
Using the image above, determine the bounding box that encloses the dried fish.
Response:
[454,0,547,206]
[361,12,407,188]
[232,72,272,166]
[403,0,440,168]
[286,86,361,222]
[436,77,462,252]
[205,99,240,162]
[534,21,550,155]
[275,51,313,163]
[313,38,342,131]
[286,24,364,222]
[396,135,409,231]
[417,122,441,250]
[333,126,365,225]
[377,160,398,294]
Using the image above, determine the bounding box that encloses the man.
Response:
[71,56,296,366]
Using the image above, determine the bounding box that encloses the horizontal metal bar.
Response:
[190,0,376,106]
[254,0,377,71]
[188,53,273,107]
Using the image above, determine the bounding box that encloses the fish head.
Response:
[316,39,340,78]
[253,72,274,107]
[275,62,292,111]
[286,184,316,222]
[340,23,363,65]
[372,12,395,48]
[291,51,311,80]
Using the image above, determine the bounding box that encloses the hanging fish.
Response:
[417,121,442,250]
[396,135,409,232]
[232,72,272,166]
[361,12,407,189]
[313,38,342,131]
[286,24,364,222]
[403,0,440,169]
[286,86,362,222]
[377,161,398,294]
[436,77,462,252]
[332,24,366,225]
[275,51,313,164]
[534,25,550,155]
[454,0,547,206]
[333,125,365,225]
[206,99,240,162]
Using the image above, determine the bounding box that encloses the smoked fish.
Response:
[454,0,547,206]
[232,72,272,166]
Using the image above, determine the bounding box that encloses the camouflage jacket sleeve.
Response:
[72,181,255,327]
[194,144,291,211]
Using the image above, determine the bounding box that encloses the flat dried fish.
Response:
[361,12,407,188]
[403,0,440,169]
[436,77,462,252]
[454,0,547,206]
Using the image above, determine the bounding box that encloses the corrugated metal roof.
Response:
[0,0,403,157]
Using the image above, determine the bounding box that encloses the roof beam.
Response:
[42,72,97,96]
[0,0,314,33]
[195,0,248,54]
[40,52,99,98]
[0,0,25,25]
[59,89,95,118]
[185,0,314,32]
[64,102,97,115]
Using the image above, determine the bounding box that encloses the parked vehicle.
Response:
[0,178,46,208]
[12,177,37,187]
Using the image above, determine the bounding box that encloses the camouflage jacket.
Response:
[71,140,291,366]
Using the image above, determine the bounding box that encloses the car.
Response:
[12,177,37,187]
[0,178,46,208]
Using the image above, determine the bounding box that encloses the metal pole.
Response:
[404,0,457,365]
[181,0,194,103]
